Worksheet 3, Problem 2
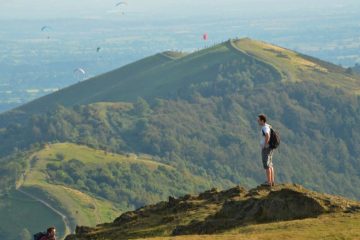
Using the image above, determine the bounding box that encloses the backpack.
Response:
[262,126,280,149]
[34,232,46,240]
[269,128,280,149]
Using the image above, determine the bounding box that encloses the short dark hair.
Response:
[47,227,56,234]
[258,114,267,123]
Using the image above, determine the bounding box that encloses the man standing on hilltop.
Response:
[257,114,275,187]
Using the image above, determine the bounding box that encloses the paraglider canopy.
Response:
[74,68,86,75]
[115,1,128,7]
[41,26,53,39]
[73,68,86,82]
[41,26,52,32]
[203,33,208,41]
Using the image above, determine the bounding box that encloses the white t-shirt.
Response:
[260,123,271,148]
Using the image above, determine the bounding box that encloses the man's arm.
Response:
[265,132,270,146]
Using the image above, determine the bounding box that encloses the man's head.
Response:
[257,114,267,126]
[47,227,56,237]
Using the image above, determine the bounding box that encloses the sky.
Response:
[0,0,358,20]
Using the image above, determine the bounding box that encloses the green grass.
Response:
[19,142,177,230]
[15,142,203,237]
[16,144,122,238]
[140,212,360,240]
[1,142,208,240]
[32,142,172,170]
[0,190,66,240]
[160,51,189,60]
[231,38,360,93]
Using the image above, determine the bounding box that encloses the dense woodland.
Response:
[46,159,209,210]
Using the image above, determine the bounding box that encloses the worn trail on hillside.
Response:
[17,188,72,240]
[15,152,72,240]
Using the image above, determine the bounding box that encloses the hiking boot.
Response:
[260,182,271,187]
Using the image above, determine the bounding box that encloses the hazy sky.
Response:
[0,0,358,20]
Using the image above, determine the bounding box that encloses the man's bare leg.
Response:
[271,167,275,185]
[266,168,272,184]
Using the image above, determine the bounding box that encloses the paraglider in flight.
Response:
[202,33,209,48]
[73,68,86,82]
[74,68,86,74]
[41,26,52,39]
[115,1,128,7]
[203,33,208,41]
[41,26,52,32]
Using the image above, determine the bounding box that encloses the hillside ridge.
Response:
[65,183,360,240]
[2,37,359,122]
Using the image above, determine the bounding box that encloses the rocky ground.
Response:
[66,183,360,240]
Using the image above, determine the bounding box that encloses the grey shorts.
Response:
[261,147,274,169]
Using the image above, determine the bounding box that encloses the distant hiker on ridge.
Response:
[257,114,280,187]
[34,227,56,240]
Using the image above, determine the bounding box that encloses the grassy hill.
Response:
[0,143,210,240]
[2,38,359,127]
[65,184,360,240]
[18,143,122,227]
